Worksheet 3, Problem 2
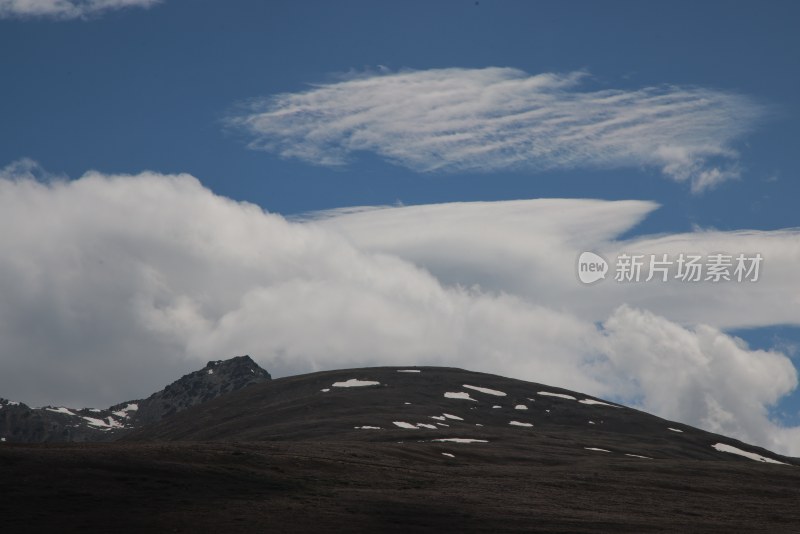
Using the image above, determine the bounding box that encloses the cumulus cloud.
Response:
[229,68,763,192]
[602,306,798,454]
[0,0,159,20]
[0,163,798,454]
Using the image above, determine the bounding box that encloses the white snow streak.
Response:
[463,384,507,396]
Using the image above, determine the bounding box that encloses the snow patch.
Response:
[463,384,506,396]
[207,369,214,375]
[492,405,501,409]
[668,427,683,433]
[432,438,488,443]
[444,392,477,402]
[585,447,610,452]
[320,388,330,392]
[712,443,788,465]
[354,426,381,430]
[442,413,463,421]
[436,423,449,427]
[431,416,446,421]
[393,421,418,429]
[625,454,652,459]
[82,416,123,429]
[441,453,455,458]
[509,421,533,427]
[579,399,619,407]
[46,407,77,416]
[514,404,527,410]
[537,391,576,400]
[397,369,421,373]
[332,379,380,388]
[416,423,437,430]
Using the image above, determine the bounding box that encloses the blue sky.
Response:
[1,0,800,453]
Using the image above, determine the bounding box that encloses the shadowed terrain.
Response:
[2,365,799,532]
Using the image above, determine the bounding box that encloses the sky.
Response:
[1,0,799,454]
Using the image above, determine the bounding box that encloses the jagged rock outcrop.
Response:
[0,355,271,443]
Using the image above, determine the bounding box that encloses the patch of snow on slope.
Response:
[432,438,488,443]
[668,427,683,433]
[442,413,463,420]
[537,391,576,400]
[320,388,330,392]
[82,416,123,429]
[625,454,652,459]
[585,447,611,452]
[463,384,506,396]
[492,405,501,409]
[397,369,421,373]
[442,453,455,458]
[579,399,619,407]
[46,407,77,416]
[354,426,381,430]
[444,392,477,402]
[417,423,437,429]
[332,379,380,387]
[509,421,533,427]
[712,443,788,465]
[514,404,527,410]
[207,369,214,375]
[431,416,446,421]
[393,421,418,429]
[113,403,139,418]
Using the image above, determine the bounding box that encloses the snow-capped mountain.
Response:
[0,355,271,443]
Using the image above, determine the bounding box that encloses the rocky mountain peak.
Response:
[0,355,272,443]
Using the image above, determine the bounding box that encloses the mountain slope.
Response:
[3,365,800,533]
[126,365,796,465]
[0,355,271,443]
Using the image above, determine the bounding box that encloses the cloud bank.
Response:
[229,68,762,192]
[0,163,798,455]
[312,200,800,330]
[0,0,159,20]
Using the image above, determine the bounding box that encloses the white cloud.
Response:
[312,200,800,330]
[229,68,762,192]
[602,306,798,455]
[0,163,798,455]
[0,0,159,20]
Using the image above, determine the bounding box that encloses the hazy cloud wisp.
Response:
[229,68,762,192]
[0,0,160,20]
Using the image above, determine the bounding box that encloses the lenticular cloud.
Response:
[229,68,761,192]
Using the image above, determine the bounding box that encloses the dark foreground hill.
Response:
[2,365,800,533]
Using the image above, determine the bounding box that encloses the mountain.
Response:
[3,364,799,532]
[125,365,796,464]
[0,355,271,443]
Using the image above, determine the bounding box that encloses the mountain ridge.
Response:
[0,355,271,443]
